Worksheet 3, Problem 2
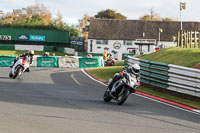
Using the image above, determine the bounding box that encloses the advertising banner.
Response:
[70,40,84,45]
[79,57,104,68]
[64,47,75,55]
[30,35,45,41]
[0,35,11,40]
[0,55,16,67]
[18,34,29,40]
[15,45,44,51]
[37,56,59,67]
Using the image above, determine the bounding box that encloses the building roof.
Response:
[88,19,200,41]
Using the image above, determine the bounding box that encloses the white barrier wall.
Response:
[30,56,79,68]
[58,56,79,68]
[88,39,139,54]
[88,39,176,55]
[15,45,44,51]
[64,48,75,55]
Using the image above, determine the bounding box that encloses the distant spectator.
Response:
[103,50,107,60]
[43,52,50,56]
[87,54,93,57]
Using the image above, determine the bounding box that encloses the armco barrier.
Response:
[125,56,169,89]
[79,57,104,68]
[125,56,200,97]
[168,64,200,97]
[37,56,59,67]
[140,59,169,89]
[0,55,16,67]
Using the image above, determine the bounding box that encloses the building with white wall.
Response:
[87,19,200,56]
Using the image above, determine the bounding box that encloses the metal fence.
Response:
[125,56,200,97]
[168,64,200,97]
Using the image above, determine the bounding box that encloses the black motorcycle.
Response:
[103,73,138,105]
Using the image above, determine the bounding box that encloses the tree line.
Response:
[0,5,176,38]
[0,4,79,37]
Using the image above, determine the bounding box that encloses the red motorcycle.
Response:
[9,56,30,79]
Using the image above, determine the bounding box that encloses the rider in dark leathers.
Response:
[108,64,140,96]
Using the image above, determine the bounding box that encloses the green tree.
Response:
[0,3,79,37]
[95,9,127,20]
[78,14,91,41]
[140,8,176,21]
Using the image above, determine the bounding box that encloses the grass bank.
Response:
[140,47,200,68]
[0,50,65,56]
[85,67,200,109]
[86,66,123,83]
[115,61,124,66]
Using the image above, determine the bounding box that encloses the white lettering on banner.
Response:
[42,59,54,64]
[0,35,11,40]
[85,62,96,65]
[18,35,28,40]
[32,36,43,40]
[0,60,10,63]
[30,35,45,41]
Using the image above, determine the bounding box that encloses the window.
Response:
[96,40,108,45]
[123,40,132,46]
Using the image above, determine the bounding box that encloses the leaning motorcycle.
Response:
[103,73,139,105]
[105,58,116,66]
[9,57,30,79]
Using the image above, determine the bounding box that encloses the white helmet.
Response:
[130,64,140,75]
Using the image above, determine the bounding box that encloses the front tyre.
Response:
[12,67,22,79]
[9,72,13,78]
[103,88,112,102]
[117,88,129,105]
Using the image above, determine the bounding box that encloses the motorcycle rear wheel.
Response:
[103,88,112,102]
[117,88,129,105]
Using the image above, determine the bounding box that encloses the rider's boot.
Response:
[10,63,14,68]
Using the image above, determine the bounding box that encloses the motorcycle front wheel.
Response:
[12,67,23,79]
[103,88,112,102]
[9,72,13,78]
[117,88,129,105]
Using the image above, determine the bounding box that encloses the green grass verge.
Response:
[86,66,124,83]
[140,47,200,68]
[0,50,65,56]
[85,67,200,109]
[138,86,200,109]
[115,61,124,66]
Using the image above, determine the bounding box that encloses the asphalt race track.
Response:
[0,67,199,133]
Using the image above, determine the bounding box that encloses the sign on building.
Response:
[0,35,11,40]
[30,35,45,41]
[70,40,84,45]
[18,34,29,40]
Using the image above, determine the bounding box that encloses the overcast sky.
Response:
[0,0,199,25]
